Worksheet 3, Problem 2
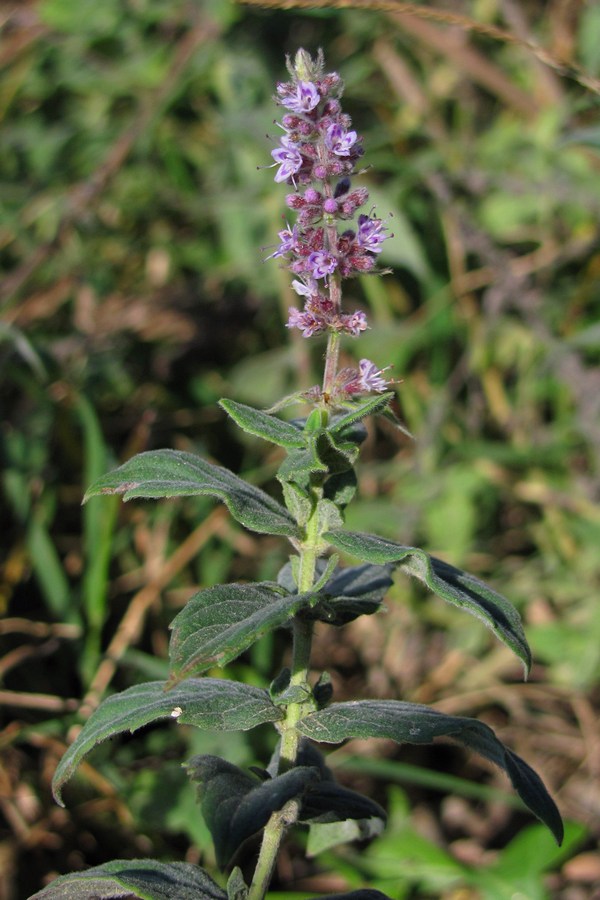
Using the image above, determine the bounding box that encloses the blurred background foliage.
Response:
[1,0,599,897]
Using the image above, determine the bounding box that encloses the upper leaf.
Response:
[84,449,300,539]
[168,582,318,683]
[219,399,306,448]
[53,679,282,805]
[27,859,227,900]
[328,393,395,434]
[277,560,394,626]
[325,529,531,676]
[297,700,563,845]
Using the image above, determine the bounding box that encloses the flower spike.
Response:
[266,49,394,403]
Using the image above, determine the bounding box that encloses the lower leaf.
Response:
[27,859,227,900]
[186,755,321,868]
[53,679,282,806]
[297,700,563,845]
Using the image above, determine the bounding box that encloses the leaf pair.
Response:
[186,746,386,868]
[51,677,562,846]
[168,563,394,684]
[84,450,533,678]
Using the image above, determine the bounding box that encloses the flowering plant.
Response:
[31,50,562,900]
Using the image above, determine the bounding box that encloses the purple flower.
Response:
[265,224,298,260]
[278,80,320,113]
[325,123,358,157]
[307,250,337,280]
[287,307,326,338]
[359,358,389,392]
[356,214,388,254]
[291,277,318,298]
[341,311,368,336]
[271,137,303,183]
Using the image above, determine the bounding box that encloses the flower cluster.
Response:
[267,50,392,400]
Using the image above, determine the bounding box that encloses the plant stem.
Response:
[322,328,340,399]
[279,617,313,766]
[247,800,301,900]
[248,494,322,899]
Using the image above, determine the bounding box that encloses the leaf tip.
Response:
[51,782,66,808]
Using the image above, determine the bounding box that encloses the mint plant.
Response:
[32,50,563,900]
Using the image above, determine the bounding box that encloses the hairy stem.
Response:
[248,490,322,899]
[247,799,301,900]
[322,327,340,399]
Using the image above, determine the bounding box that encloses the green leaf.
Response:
[311,562,394,626]
[269,669,310,706]
[276,560,393,626]
[325,530,531,676]
[323,469,358,509]
[277,560,394,626]
[297,700,563,845]
[53,679,282,805]
[329,393,395,434]
[226,868,248,900]
[313,430,359,473]
[27,859,227,899]
[186,755,320,868]
[84,450,299,538]
[219,399,306,448]
[299,781,385,825]
[293,739,386,827]
[316,497,345,535]
[277,447,328,487]
[280,480,314,526]
[307,818,385,857]
[168,583,318,683]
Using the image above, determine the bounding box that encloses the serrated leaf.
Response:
[84,450,299,538]
[329,393,395,433]
[53,680,282,805]
[186,755,320,868]
[220,399,306,448]
[27,860,227,900]
[325,530,531,676]
[168,582,318,683]
[297,700,563,845]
